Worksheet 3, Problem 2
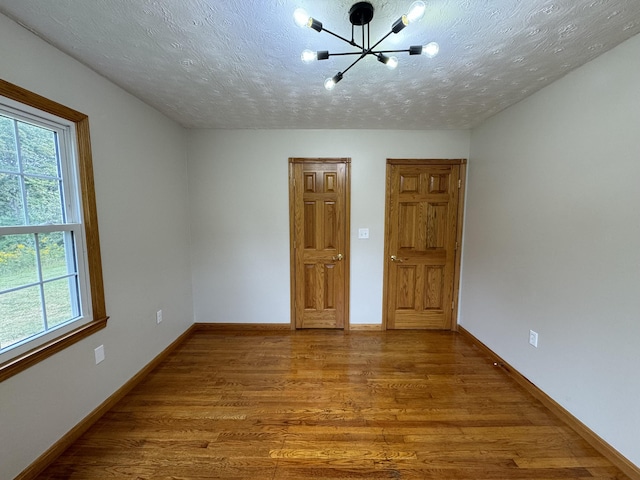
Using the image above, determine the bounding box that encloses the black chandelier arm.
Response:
[323,48,412,57]
[371,48,412,54]
[325,51,366,57]
[340,52,368,76]
[367,29,394,53]
[319,26,361,49]
[321,27,394,56]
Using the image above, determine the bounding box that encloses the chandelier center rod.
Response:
[348,2,374,52]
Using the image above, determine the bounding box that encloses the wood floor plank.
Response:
[36,330,632,479]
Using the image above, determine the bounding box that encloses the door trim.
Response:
[382,158,467,331]
[288,158,351,331]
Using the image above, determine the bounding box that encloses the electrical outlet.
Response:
[529,330,539,348]
[358,228,369,239]
[94,345,105,364]
[156,310,163,324]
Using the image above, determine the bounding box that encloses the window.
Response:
[0,80,107,381]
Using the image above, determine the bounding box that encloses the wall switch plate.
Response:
[529,330,539,348]
[94,345,105,364]
[358,228,369,239]
[156,310,163,324]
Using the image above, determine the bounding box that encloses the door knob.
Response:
[332,253,344,261]
[390,255,404,263]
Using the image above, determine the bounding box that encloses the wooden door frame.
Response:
[381,159,467,331]
[288,158,351,331]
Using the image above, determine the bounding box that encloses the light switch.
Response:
[358,228,369,239]
[94,345,105,364]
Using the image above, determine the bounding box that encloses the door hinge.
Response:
[451,300,455,310]
[455,241,459,251]
[458,179,462,188]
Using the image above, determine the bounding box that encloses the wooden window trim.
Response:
[0,79,108,382]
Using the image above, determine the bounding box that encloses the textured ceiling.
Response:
[1,0,639,129]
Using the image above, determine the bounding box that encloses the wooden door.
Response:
[289,158,350,329]
[383,159,466,330]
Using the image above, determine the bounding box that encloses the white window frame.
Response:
[0,79,107,381]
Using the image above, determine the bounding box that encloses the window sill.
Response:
[0,316,108,382]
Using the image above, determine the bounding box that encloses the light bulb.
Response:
[324,77,336,90]
[406,1,426,24]
[301,49,317,63]
[386,56,399,70]
[294,8,311,27]
[422,42,439,58]
[324,72,343,90]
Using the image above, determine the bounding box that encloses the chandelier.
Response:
[294,1,439,90]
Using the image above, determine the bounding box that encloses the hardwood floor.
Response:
[38,330,630,479]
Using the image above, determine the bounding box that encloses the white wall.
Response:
[0,14,193,479]
[461,33,640,467]
[188,130,470,326]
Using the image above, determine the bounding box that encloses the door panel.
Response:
[290,159,350,329]
[384,160,465,330]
